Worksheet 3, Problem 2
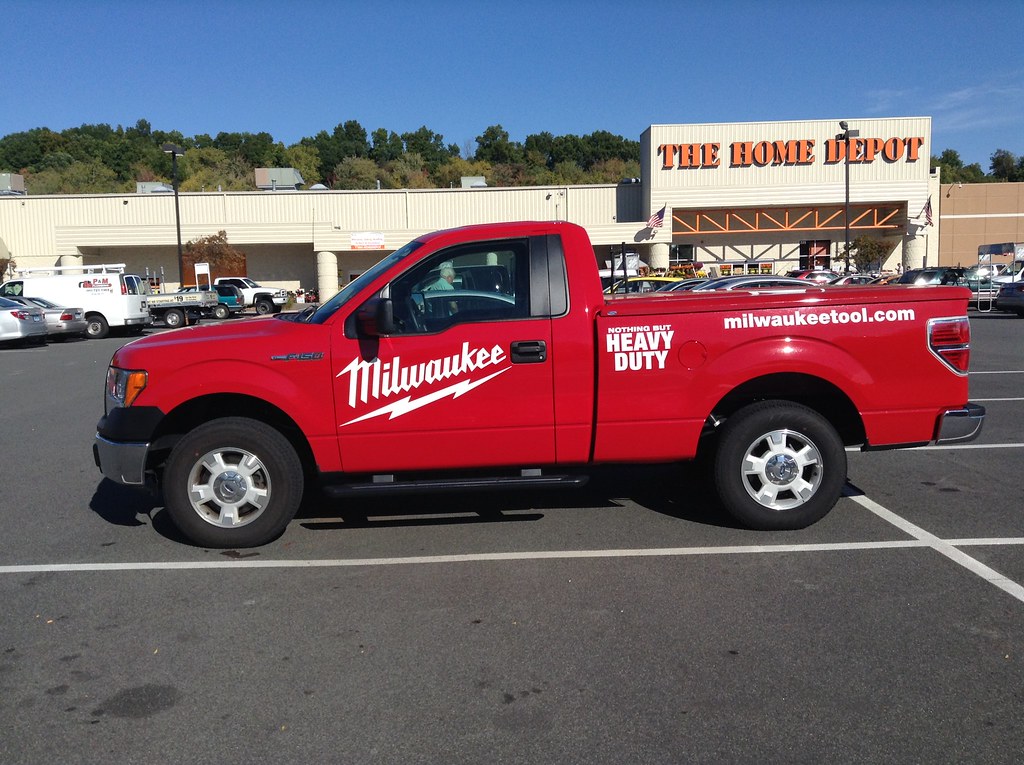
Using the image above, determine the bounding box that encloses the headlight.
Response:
[106,366,148,408]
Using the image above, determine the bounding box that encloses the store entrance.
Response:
[799,240,832,270]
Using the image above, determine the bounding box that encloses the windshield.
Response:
[306,239,424,324]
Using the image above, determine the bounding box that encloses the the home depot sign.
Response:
[659,136,925,169]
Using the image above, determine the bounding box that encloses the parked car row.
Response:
[0,296,49,345]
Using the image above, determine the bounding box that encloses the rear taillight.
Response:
[10,309,29,321]
[60,311,74,320]
[928,317,970,374]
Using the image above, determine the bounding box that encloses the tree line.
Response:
[0,118,1020,194]
[0,119,642,194]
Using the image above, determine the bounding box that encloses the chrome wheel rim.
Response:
[186,447,271,528]
[741,429,822,510]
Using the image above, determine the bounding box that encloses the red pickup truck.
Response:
[94,221,984,547]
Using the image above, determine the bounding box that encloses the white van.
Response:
[0,264,153,339]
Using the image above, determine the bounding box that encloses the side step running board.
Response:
[323,471,588,498]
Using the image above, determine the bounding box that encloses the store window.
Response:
[670,244,695,269]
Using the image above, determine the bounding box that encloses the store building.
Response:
[1,117,941,297]
[642,117,938,277]
[937,181,1024,268]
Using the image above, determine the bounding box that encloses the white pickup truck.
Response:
[213,277,287,314]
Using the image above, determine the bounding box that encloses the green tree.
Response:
[846,235,895,273]
[332,157,380,189]
[474,125,523,165]
[283,144,321,186]
[301,120,370,184]
[382,153,432,189]
[430,157,494,189]
[25,159,125,194]
[990,149,1023,181]
[931,149,987,184]
[585,157,642,184]
[178,147,251,191]
[369,129,405,164]
[401,126,459,169]
[0,128,64,171]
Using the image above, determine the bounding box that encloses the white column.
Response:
[902,227,927,271]
[317,251,339,302]
[649,242,670,271]
[58,254,84,272]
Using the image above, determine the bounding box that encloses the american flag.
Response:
[647,205,666,229]
[924,196,933,227]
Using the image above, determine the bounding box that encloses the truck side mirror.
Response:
[356,298,397,337]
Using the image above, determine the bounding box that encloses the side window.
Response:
[387,239,530,334]
[0,281,22,297]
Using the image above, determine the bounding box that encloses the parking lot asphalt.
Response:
[1,310,1022,764]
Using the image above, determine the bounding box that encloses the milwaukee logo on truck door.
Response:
[337,342,511,425]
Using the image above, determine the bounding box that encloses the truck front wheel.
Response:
[254,299,274,315]
[163,417,304,548]
[713,401,846,530]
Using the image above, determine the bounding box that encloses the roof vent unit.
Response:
[0,173,26,196]
[255,167,305,191]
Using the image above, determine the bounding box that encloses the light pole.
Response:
[837,121,859,273]
[162,143,185,285]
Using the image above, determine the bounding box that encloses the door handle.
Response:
[510,340,547,364]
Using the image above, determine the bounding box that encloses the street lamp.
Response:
[162,143,185,285]
[837,121,859,273]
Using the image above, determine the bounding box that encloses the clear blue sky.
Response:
[4,0,1021,170]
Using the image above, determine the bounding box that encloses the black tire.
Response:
[254,299,274,315]
[163,417,304,548]
[212,304,230,320]
[163,308,185,328]
[713,401,846,530]
[85,313,109,339]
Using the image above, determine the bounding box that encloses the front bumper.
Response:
[94,435,149,485]
[935,403,986,444]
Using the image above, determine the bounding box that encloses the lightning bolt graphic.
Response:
[340,366,512,427]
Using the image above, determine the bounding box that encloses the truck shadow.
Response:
[89,462,741,546]
[89,479,193,544]
[296,462,741,532]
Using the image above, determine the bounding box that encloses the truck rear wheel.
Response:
[713,401,846,530]
[212,304,230,320]
[163,417,304,548]
[163,308,185,328]
[85,313,109,339]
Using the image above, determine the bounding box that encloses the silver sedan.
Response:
[0,296,48,345]
[6,295,88,340]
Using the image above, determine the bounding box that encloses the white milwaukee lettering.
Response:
[338,341,507,408]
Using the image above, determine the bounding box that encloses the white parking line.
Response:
[847,493,1024,604]
[971,370,1024,374]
